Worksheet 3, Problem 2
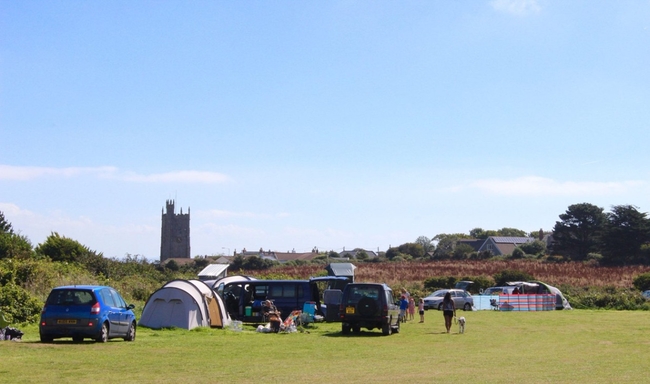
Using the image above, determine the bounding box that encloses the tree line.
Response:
[383,203,650,266]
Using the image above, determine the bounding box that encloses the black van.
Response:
[216,277,347,323]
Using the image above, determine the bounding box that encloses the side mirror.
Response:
[127,304,135,310]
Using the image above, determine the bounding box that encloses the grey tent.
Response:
[139,279,231,330]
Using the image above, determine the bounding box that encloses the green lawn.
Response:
[2,310,649,383]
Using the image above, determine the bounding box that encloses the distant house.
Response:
[339,249,378,259]
[477,236,535,256]
[457,239,485,252]
[235,248,321,263]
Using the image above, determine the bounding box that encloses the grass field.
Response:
[2,310,649,383]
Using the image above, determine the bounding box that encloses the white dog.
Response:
[457,316,466,334]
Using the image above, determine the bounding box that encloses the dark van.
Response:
[215,277,347,323]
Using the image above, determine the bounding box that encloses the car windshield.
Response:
[427,290,447,298]
[46,289,96,306]
[346,286,380,304]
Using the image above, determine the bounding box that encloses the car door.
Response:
[110,288,132,335]
[99,288,123,335]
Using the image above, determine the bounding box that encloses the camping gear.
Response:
[1,326,24,341]
[139,279,231,330]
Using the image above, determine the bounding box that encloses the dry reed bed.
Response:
[271,261,650,289]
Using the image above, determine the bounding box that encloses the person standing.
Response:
[399,295,409,322]
[442,291,456,333]
[408,296,416,321]
[418,298,425,323]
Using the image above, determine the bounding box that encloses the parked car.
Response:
[39,285,137,343]
[642,290,650,300]
[480,286,516,296]
[339,283,400,336]
[423,289,473,311]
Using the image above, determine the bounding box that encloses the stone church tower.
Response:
[160,200,190,262]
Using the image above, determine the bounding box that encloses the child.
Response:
[408,296,415,321]
[399,295,408,322]
[418,298,425,323]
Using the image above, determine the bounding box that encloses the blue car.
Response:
[39,285,136,343]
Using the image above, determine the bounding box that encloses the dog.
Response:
[457,316,466,334]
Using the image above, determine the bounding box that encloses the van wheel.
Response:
[352,325,361,333]
[464,303,471,311]
[342,323,351,334]
[382,317,392,336]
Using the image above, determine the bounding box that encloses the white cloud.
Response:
[470,176,645,196]
[0,165,117,181]
[490,0,541,16]
[199,209,289,220]
[121,170,229,183]
[0,165,229,184]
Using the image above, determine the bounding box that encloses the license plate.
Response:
[57,319,77,324]
[345,307,355,314]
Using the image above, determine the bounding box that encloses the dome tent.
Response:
[139,279,231,330]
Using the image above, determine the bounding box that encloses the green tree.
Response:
[0,233,33,259]
[469,228,487,239]
[496,228,527,237]
[601,205,650,265]
[397,242,425,259]
[552,203,607,261]
[35,232,92,263]
[519,240,547,256]
[453,243,475,259]
[0,211,13,234]
[355,250,369,261]
[432,233,471,259]
[414,236,434,254]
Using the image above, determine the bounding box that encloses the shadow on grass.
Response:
[322,330,393,338]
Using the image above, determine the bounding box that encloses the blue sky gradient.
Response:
[2,1,649,259]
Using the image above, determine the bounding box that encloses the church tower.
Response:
[160,199,191,262]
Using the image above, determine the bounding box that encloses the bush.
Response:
[633,272,650,292]
[423,276,457,291]
[563,286,650,310]
[0,283,43,324]
[459,275,495,294]
[493,269,534,286]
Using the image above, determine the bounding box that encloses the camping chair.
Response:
[489,299,499,311]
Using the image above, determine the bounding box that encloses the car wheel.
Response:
[40,334,53,343]
[96,322,109,343]
[438,303,443,311]
[382,317,392,336]
[124,322,136,341]
[342,323,351,334]
[72,336,84,343]
[464,303,471,311]
[352,325,361,333]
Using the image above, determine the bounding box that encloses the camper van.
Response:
[215,277,348,323]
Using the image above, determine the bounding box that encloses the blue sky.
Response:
[1,1,649,260]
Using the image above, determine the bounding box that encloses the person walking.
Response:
[418,298,425,323]
[442,291,456,333]
[408,296,416,321]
